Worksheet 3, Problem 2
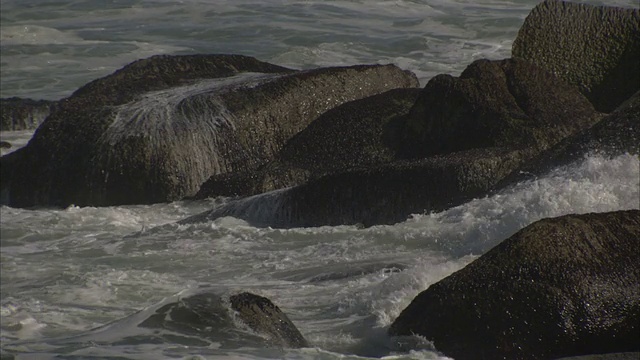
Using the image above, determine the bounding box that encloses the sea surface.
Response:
[1,1,639,359]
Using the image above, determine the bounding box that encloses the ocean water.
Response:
[1,0,639,359]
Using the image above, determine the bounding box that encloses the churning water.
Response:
[1,0,639,359]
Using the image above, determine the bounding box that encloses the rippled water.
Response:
[0,0,567,99]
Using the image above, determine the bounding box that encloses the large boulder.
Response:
[184,58,601,228]
[0,97,56,131]
[388,210,640,360]
[512,0,640,113]
[195,88,422,198]
[1,54,418,207]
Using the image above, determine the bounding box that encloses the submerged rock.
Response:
[512,0,640,113]
[230,292,308,348]
[1,54,417,207]
[0,97,56,131]
[389,210,640,360]
[139,291,307,349]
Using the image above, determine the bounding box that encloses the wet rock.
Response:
[512,0,640,113]
[555,353,640,360]
[400,58,602,158]
[497,90,640,187]
[389,210,640,360]
[0,97,56,131]
[0,141,11,149]
[181,147,534,227]
[183,58,600,228]
[139,291,308,349]
[2,54,418,207]
[195,88,421,198]
[230,292,308,348]
[558,352,640,360]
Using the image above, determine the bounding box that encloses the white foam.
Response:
[381,153,640,256]
[0,130,35,156]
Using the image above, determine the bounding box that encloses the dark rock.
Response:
[195,88,422,198]
[2,54,418,207]
[0,141,11,149]
[0,97,56,131]
[230,292,308,348]
[555,353,640,360]
[498,90,640,187]
[550,90,640,159]
[139,291,308,349]
[388,210,640,360]
[0,148,22,205]
[512,0,640,113]
[181,147,536,227]
[183,58,601,228]
[401,58,602,158]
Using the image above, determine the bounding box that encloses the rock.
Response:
[139,291,308,349]
[546,90,640,160]
[181,147,535,227]
[183,58,601,228]
[388,210,640,360]
[195,88,422,198]
[555,353,640,360]
[2,54,418,207]
[230,292,308,348]
[0,148,21,205]
[0,141,11,149]
[512,0,640,113]
[0,97,56,131]
[497,90,640,187]
[400,58,602,158]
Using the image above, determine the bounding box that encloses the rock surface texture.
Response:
[1,54,417,207]
[139,291,308,349]
[230,292,308,348]
[400,58,602,158]
[512,0,640,113]
[195,88,422,198]
[184,58,601,228]
[498,90,640,187]
[389,210,640,360]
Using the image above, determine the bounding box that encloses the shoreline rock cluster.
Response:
[0,0,638,359]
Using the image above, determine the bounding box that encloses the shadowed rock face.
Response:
[195,88,422,198]
[181,147,535,227]
[389,210,640,360]
[139,291,308,349]
[497,90,640,188]
[401,58,602,158]
[512,0,640,113]
[1,54,418,207]
[1,97,56,131]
